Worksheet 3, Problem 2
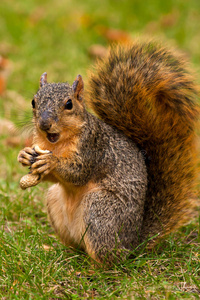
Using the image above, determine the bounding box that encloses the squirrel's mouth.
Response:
[47,132,60,143]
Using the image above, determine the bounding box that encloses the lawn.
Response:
[0,0,199,298]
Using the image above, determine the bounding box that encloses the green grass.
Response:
[0,0,200,298]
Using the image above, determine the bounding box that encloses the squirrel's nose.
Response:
[39,111,52,132]
[39,119,52,131]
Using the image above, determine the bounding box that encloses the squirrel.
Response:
[18,41,199,263]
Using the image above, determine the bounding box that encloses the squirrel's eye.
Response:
[32,99,35,109]
[64,99,73,110]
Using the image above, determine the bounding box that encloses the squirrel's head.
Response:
[32,73,85,145]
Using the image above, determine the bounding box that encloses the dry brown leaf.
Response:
[0,76,6,95]
[88,44,108,59]
[42,244,54,251]
[97,26,132,44]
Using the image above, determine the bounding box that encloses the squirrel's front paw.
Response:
[18,147,37,167]
[18,145,52,189]
[30,150,58,177]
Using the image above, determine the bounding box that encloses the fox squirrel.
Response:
[18,41,199,263]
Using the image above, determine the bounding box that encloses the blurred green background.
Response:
[0,0,200,97]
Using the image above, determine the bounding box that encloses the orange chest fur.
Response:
[61,181,99,223]
[33,132,79,159]
[47,180,99,247]
[33,132,99,222]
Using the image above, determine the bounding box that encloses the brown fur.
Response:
[46,181,100,248]
[33,128,80,159]
[87,41,200,244]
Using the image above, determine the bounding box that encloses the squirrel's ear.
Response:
[72,75,84,101]
[40,72,47,88]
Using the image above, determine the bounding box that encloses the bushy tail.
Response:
[87,41,199,244]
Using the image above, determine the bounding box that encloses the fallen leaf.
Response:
[42,244,54,251]
[97,26,132,44]
[0,76,6,95]
[88,44,108,59]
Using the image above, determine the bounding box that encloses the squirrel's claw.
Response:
[31,153,57,176]
[18,145,52,189]
[18,147,36,167]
